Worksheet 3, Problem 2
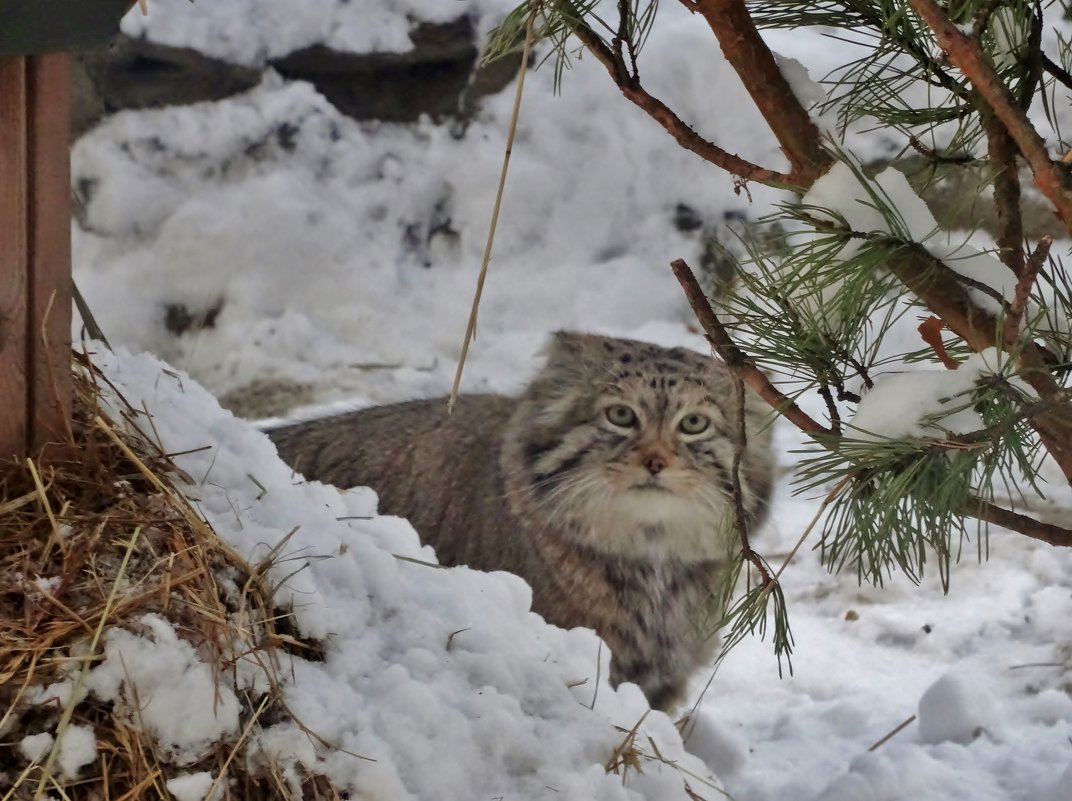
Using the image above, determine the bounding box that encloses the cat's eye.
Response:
[605,404,638,428]
[678,413,710,435]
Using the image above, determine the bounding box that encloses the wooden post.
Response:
[0,53,72,461]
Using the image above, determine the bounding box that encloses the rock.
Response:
[274,17,520,123]
[71,16,522,136]
[73,36,262,137]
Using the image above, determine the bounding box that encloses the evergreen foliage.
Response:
[487,0,1072,668]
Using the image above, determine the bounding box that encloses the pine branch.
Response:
[966,497,1072,547]
[558,1,796,187]
[909,0,1072,233]
[670,258,830,436]
[1040,51,1072,91]
[1006,236,1051,341]
[673,252,1072,549]
[980,108,1026,277]
[686,0,832,183]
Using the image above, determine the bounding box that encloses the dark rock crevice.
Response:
[73,16,522,137]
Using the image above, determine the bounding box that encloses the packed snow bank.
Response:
[88,344,720,801]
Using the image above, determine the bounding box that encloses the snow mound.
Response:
[918,673,992,745]
[90,345,718,800]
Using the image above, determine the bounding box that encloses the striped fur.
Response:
[268,332,774,710]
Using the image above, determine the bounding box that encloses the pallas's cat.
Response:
[269,332,774,710]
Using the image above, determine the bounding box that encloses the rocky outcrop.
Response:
[73,36,262,136]
[73,16,521,136]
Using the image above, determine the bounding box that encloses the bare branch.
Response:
[1041,52,1072,92]
[1005,235,1051,341]
[965,496,1072,547]
[561,4,796,187]
[670,258,830,436]
[907,135,977,165]
[687,0,832,184]
[979,109,1025,276]
[730,373,772,584]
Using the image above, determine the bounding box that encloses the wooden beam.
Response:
[27,52,72,452]
[0,57,29,461]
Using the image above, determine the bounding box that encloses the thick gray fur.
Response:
[268,332,774,710]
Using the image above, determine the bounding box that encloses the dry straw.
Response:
[0,353,340,801]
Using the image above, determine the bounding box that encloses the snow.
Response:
[53,0,1072,799]
[84,613,243,766]
[165,771,217,801]
[918,674,993,745]
[122,0,509,66]
[800,160,1024,316]
[85,345,715,800]
[851,366,984,440]
[55,724,98,780]
[19,732,54,762]
[850,347,1038,440]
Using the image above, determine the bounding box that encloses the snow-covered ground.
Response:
[66,1,1072,799]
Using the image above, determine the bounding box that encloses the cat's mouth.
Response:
[630,476,671,492]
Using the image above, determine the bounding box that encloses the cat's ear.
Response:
[542,331,606,373]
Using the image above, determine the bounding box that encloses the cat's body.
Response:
[269,333,774,710]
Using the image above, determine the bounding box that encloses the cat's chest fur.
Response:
[269,332,773,711]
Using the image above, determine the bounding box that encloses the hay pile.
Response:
[0,354,334,801]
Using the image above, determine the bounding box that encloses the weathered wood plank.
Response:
[0,57,29,461]
[27,52,72,452]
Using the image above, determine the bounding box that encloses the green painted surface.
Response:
[0,0,132,56]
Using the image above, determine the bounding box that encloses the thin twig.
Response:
[561,2,796,187]
[730,374,770,583]
[204,693,272,801]
[770,475,852,586]
[670,258,829,436]
[868,714,917,751]
[969,0,1005,42]
[1005,235,1051,341]
[816,382,842,434]
[27,458,61,564]
[448,5,537,410]
[907,135,977,164]
[1040,52,1072,91]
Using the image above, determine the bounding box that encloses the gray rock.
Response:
[73,36,261,137]
[72,15,522,136]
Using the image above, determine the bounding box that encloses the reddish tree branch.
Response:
[1005,235,1050,342]
[979,109,1025,276]
[687,0,833,184]
[909,0,1072,232]
[670,258,829,436]
[563,9,795,188]
[967,496,1072,547]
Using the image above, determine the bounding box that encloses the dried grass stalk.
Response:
[0,354,333,801]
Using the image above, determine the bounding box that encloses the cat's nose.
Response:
[644,454,667,475]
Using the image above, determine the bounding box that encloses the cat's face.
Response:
[507,333,772,562]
